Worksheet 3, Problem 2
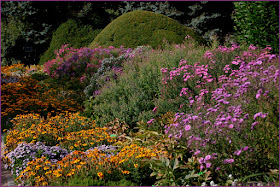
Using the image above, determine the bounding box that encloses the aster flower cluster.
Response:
[43,44,133,82]
[3,142,68,177]
[162,44,278,178]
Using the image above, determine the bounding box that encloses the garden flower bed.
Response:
[1,37,279,186]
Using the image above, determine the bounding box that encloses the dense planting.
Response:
[1,34,279,186]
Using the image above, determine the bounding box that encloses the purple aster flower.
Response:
[205,155,211,161]
[206,163,212,168]
[243,146,249,151]
[199,157,205,164]
[229,124,234,129]
[185,125,191,131]
[235,150,242,156]
[194,150,201,155]
[147,119,155,124]
[152,107,158,113]
[254,112,268,120]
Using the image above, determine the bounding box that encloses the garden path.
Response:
[1,135,15,186]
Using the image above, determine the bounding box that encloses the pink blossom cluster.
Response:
[162,43,279,173]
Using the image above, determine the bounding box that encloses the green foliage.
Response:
[39,19,101,64]
[1,1,53,65]
[83,38,205,128]
[1,18,24,66]
[118,1,234,42]
[56,176,137,186]
[89,10,205,49]
[233,1,279,53]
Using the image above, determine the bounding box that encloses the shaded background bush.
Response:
[1,1,120,66]
[89,10,205,49]
[232,1,279,54]
[39,19,101,64]
[118,1,235,43]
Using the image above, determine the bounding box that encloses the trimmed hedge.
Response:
[89,10,205,49]
[39,19,101,64]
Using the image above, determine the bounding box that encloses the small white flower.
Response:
[228,174,233,179]
[201,182,207,186]
[257,182,262,186]
[210,181,215,186]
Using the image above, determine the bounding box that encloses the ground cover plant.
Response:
[1,35,279,186]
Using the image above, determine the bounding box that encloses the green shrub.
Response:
[83,38,207,128]
[232,1,279,53]
[39,19,101,64]
[1,18,24,66]
[89,10,205,49]
[55,176,137,186]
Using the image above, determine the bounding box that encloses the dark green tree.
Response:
[232,1,279,53]
[1,1,123,66]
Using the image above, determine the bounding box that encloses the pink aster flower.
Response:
[229,124,234,129]
[205,155,211,161]
[235,150,242,156]
[194,150,201,155]
[254,112,268,120]
[147,119,154,124]
[199,157,204,164]
[152,107,158,113]
[185,125,191,131]
[206,163,212,168]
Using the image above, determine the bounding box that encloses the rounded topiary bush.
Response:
[39,19,101,65]
[89,10,205,49]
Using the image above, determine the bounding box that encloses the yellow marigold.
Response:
[45,171,52,175]
[55,173,62,178]
[42,182,48,186]
[122,170,130,174]
[134,164,139,168]
[97,172,104,179]
[67,172,73,177]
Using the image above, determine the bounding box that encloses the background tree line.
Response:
[1,1,279,66]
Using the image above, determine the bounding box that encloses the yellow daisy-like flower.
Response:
[134,164,139,168]
[97,172,104,179]
[55,173,62,178]
[42,182,48,186]
[67,172,73,177]
[122,170,130,174]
